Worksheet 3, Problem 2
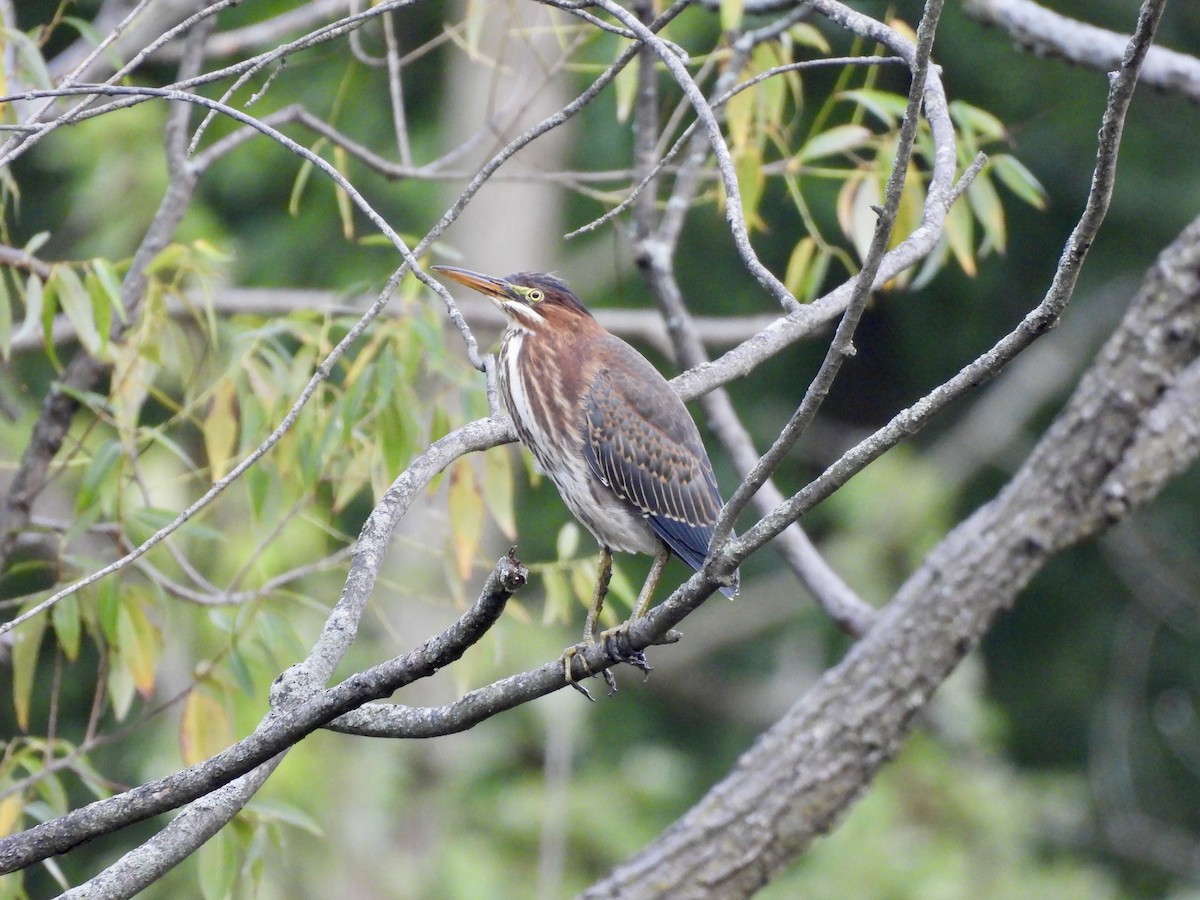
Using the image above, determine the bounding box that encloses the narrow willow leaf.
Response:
[784,237,817,299]
[51,593,81,662]
[6,27,52,89]
[945,192,977,277]
[0,794,22,838]
[118,596,161,698]
[39,272,61,369]
[76,439,122,515]
[0,271,11,360]
[991,154,1047,210]
[556,522,580,561]
[614,56,637,124]
[247,799,324,837]
[570,559,600,610]
[11,607,47,730]
[333,145,354,240]
[55,265,104,355]
[199,826,239,900]
[180,688,233,767]
[837,173,881,263]
[204,378,239,482]
[950,100,1008,144]
[725,82,754,153]
[789,22,830,54]
[838,89,907,127]
[107,650,136,720]
[968,173,1006,254]
[797,124,873,164]
[447,459,484,581]
[735,145,766,232]
[482,447,517,541]
[720,0,744,32]
[541,567,572,625]
[13,273,42,348]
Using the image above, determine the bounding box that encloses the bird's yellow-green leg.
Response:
[597,543,669,678]
[631,544,670,621]
[562,547,613,698]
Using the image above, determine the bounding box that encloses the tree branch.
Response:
[965,0,1200,104]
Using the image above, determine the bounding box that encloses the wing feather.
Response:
[581,336,737,596]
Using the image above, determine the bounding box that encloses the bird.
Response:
[433,265,738,695]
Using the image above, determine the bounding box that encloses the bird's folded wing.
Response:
[581,343,722,575]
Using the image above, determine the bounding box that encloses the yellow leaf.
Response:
[614,56,637,124]
[720,0,744,32]
[117,597,161,699]
[203,378,239,482]
[483,447,517,540]
[448,459,484,581]
[784,237,816,299]
[945,192,977,277]
[735,144,766,232]
[0,794,23,838]
[725,83,754,154]
[180,688,234,767]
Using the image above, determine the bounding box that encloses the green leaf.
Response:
[11,605,48,730]
[288,140,326,216]
[991,154,1047,210]
[968,173,1006,254]
[789,22,830,54]
[96,578,121,643]
[0,270,11,361]
[784,237,816,299]
[839,89,908,127]
[90,258,127,324]
[198,825,239,900]
[76,439,123,516]
[797,124,873,164]
[735,144,766,232]
[950,100,1008,144]
[12,273,43,350]
[39,271,63,370]
[51,593,81,662]
[4,27,52,89]
[55,265,104,356]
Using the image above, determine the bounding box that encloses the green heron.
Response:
[434,265,738,693]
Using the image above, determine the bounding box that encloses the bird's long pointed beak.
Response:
[432,265,511,302]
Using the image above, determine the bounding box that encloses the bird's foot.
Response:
[600,623,653,680]
[560,643,618,700]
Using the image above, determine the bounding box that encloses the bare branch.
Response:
[965,0,1200,104]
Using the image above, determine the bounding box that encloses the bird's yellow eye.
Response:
[527,288,543,303]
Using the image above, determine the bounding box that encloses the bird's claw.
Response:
[561,644,596,701]
[601,625,653,680]
[560,636,629,698]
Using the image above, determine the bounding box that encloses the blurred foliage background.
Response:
[2,0,1200,897]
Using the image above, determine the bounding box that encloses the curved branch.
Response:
[0,545,528,874]
[584,4,1175,892]
[965,0,1200,104]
